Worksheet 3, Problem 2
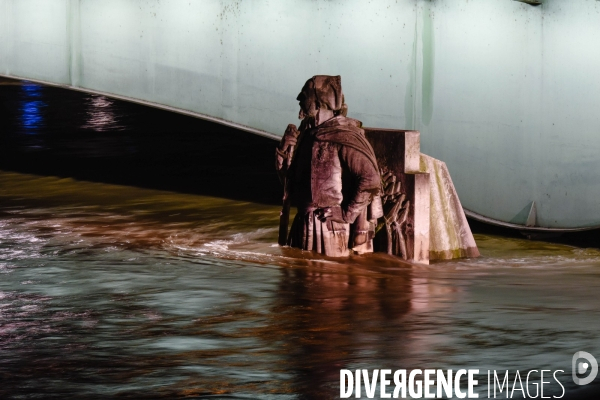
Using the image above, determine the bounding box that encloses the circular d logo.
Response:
[572,351,598,385]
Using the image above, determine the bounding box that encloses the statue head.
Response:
[297,75,348,123]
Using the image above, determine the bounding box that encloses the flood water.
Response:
[1,78,599,399]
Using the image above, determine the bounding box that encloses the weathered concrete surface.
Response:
[421,154,479,260]
[412,172,431,263]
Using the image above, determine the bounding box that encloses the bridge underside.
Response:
[2,0,600,229]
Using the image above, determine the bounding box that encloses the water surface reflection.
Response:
[19,83,45,133]
[0,76,281,204]
[81,95,125,132]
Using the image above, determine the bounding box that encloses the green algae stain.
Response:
[421,8,435,126]
[404,29,417,130]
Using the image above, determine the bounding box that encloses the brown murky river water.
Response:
[1,171,600,399]
[0,77,599,399]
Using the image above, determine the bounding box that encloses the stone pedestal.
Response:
[364,129,431,264]
[364,128,478,263]
[420,154,480,260]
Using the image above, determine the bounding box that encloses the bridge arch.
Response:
[2,0,600,229]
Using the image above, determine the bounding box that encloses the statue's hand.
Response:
[276,125,300,172]
[315,206,345,223]
[280,124,300,151]
[276,124,301,173]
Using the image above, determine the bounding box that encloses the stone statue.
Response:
[276,75,381,257]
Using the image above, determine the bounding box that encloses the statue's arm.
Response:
[339,146,380,223]
[275,124,300,184]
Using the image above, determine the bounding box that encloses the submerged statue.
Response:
[276,75,480,263]
[276,75,381,257]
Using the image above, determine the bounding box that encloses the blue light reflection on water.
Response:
[19,83,46,133]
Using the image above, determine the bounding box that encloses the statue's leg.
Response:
[321,220,350,257]
[287,211,307,250]
[313,214,322,254]
[350,209,374,255]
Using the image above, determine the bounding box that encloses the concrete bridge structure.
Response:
[2,0,600,230]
